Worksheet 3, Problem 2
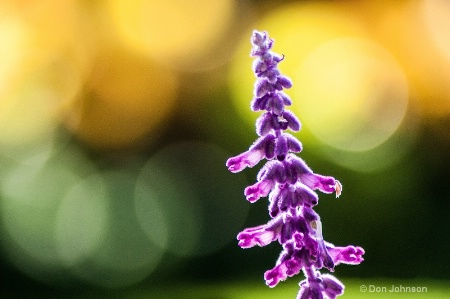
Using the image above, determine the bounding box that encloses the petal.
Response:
[301,233,319,257]
[264,258,302,288]
[318,241,335,271]
[292,231,305,249]
[290,217,318,255]
[226,150,263,173]
[300,174,337,194]
[280,218,294,244]
[244,180,273,202]
[237,218,282,248]
[237,229,273,248]
[226,135,278,173]
[328,245,365,266]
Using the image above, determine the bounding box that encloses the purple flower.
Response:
[321,274,345,298]
[297,274,345,299]
[226,134,276,173]
[256,111,301,136]
[265,256,302,287]
[328,245,365,266]
[227,30,363,299]
[237,215,283,248]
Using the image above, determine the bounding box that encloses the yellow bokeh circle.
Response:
[295,37,408,152]
[67,45,178,150]
[0,1,91,149]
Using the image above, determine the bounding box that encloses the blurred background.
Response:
[0,0,449,298]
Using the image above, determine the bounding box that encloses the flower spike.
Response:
[227,30,363,299]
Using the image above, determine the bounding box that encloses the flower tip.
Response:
[251,30,265,46]
[226,157,245,173]
[335,180,342,198]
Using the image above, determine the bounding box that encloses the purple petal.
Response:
[300,174,337,194]
[261,52,272,61]
[237,227,275,248]
[292,231,305,249]
[226,135,278,173]
[244,180,274,202]
[264,258,302,288]
[226,150,264,173]
[288,217,318,254]
[237,216,282,248]
[328,245,365,266]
